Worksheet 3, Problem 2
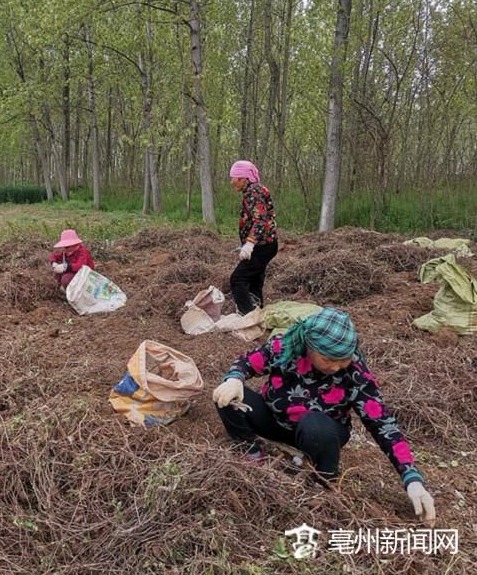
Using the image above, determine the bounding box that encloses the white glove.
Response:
[406,482,436,526]
[239,242,254,261]
[212,378,244,408]
[52,262,67,274]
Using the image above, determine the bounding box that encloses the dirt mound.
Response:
[1,227,476,574]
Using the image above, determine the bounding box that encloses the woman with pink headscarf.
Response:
[48,229,95,290]
[229,160,278,314]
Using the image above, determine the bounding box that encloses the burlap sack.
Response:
[109,340,203,426]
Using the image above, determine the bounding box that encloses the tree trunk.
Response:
[319,0,352,232]
[30,115,54,200]
[85,25,101,210]
[71,83,82,189]
[142,152,151,214]
[186,112,197,219]
[176,12,195,219]
[81,127,91,186]
[258,0,280,171]
[51,139,69,200]
[139,4,161,213]
[189,0,215,225]
[240,0,256,159]
[42,102,69,201]
[275,0,293,193]
[345,0,368,194]
[105,86,113,187]
[62,35,71,192]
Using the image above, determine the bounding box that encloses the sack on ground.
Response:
[186,285,225,321]
[413,253,477,334]
[180,285,225,335]
[66,265,127,315]
[214,307,265,341]
[403,237,473,257]
[263,301,323,337]
[180,286,265,341]
[180,305,216,335]
[109,340,204,427]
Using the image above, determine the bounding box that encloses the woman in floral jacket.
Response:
[229,160,278,315]
[213,307,436,525]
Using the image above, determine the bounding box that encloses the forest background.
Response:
[0,0,476,236]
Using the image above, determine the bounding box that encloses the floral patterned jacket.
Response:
[224,335,424,488]
[239,182,277,246]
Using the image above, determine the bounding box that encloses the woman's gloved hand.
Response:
[406,482,436,526]
[212,378,244,408]
[239,242,254,261]
[52,262,67,274]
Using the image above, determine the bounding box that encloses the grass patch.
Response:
[336,186,477,234]
[0,203,149,244]
[1,182,476,246]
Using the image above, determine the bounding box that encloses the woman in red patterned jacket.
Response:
[48,229,95,290]
[229,160,278,315]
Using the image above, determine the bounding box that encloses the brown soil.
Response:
[0,226,476,574]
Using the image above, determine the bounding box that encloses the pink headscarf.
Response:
[229,160,260,183]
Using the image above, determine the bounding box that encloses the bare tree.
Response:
[275,0,293,193]
[258,0,280,170]
[84,25,101,210]
[189,0,215,224]
[319,0,352,232]
[139,1,161,214]
[239,0,256,159]
[30,114,54,200]
[62,34,71,192]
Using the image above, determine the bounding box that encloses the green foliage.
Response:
[0,0,477,202]
[336,185,477,234]
[0,184,47,204]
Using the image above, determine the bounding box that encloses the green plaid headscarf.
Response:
[275,308,358,367]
